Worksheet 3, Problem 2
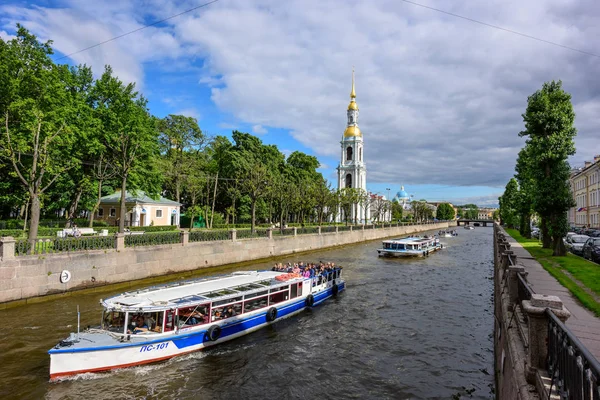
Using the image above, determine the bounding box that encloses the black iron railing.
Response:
[297,226,320,235]
[125,232,181,247]
[189,230,230,242]
[320,226,337,233]
[517,272,535,302]
[236,229,269,239]
[337,225,351,232]
[15,236,115,255]
[547,309,600,400]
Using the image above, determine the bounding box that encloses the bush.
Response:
[0,229,26,238]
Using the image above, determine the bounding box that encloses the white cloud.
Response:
[252,124,267,135]
[173,108,201,120]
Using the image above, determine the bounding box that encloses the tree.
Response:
[157,114,204,203]
[515,146,535,238]
[391,200,403,221]
[436,203,455,220]
[92,66,160,233]
[500,178,519,229]
[519,80,576,255]
[1,27,84,239]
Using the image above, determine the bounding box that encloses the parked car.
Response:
[531,228,540,238]
[563,232,576,245]
[582,237,600,263]
[584,229,600,238]
[565,234,589,256]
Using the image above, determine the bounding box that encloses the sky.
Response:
[2,0,600,208]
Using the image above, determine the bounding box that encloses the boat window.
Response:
[290,283,298,299]
[125,312,162,334]
[243,296,268,313]
[211,302,241,322]
[178,304,209,328]
[317,275,323,285]
[256,280,272,287]
[245,290,269,300]
[269,290,288,305]
[270,286,288,293]
[212,296,243,307]
[328,272,333,281]
[164,310,175,332]
[102,311,126,333]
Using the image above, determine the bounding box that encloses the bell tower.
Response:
[337,69,368,222]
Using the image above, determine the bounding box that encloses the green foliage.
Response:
[519,80,576,255]
[391,201,404,221]
[500,178,519,228]
[435,203,455,220]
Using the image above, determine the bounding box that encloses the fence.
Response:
[14,236,115,256]
[547,309,600,400]
[125,232,181,247]
[4,221,450,258]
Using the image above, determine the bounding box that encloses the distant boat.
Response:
[464,226,474,230]
[438,230,458,237]
[377,236,443,257]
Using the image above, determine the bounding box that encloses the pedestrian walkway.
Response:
[505,234,600,361]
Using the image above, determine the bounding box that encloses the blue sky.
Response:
[3,0,600,208]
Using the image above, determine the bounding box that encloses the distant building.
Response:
[97,190,181,227]
[569,155,600,228]
[392,186,412,211]
[478,208,496,220]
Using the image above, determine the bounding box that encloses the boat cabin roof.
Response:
[102,271,302,311]
[383,236,435,244]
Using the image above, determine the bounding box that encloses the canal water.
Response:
[0,228,494,399]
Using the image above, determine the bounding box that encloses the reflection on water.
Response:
[0,228,494,399]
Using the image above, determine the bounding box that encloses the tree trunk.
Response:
[67,185,84,228]
[552,236,567,256]
[251,199,256,233]
[210,172,218,229]
[522,213,532,238]
[119,175,127,233]
[541,217,551,248]
[28,193,41,240]
[89,179,104,228]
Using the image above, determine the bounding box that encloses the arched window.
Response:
[346,146,353,161]
[345,173,352,188]
[359,147,362,161]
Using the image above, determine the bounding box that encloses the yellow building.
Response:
[570,156,600,228]
[97,191,181,227]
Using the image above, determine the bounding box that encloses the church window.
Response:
[359,147,362,161]
[346,146,353,161]
[345,174,352,188]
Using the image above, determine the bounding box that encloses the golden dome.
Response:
[344,125,362,137]
[348,101,358,111]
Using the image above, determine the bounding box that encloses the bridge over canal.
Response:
[456,219,494,227]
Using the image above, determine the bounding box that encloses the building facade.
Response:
[337,70,369,223]
[97,191,181,227]
[570,156,600,228]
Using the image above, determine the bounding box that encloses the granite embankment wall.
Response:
[0,222,448,304]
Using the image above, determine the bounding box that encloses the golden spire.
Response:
[350,67,356,98]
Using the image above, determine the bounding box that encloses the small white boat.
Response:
[377,235,443,257]
[464,226,474,230]
[438,230,458,237]
[49,268,344,380]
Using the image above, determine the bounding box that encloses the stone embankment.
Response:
[0,222,448,305]
[493,223,600,400]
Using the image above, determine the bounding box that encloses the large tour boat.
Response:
[49,268,344,380]
[377,235,443,257]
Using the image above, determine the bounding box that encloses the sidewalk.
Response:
[505,234,600,361]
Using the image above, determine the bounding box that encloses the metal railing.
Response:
[15,236,115,255]
[337,225,351,232]
[125,232,181,247]
[547,309,600,400]
[320,226,337,233]
[517,272,535,302]
[236,229,269,239]
[296,226,320,235]
[189,230,230,242]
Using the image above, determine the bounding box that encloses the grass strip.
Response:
[505,228,600,317]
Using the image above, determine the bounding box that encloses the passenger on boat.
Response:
[129,316,149,334]
[212,310,222,321]
[224,306,236,318]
